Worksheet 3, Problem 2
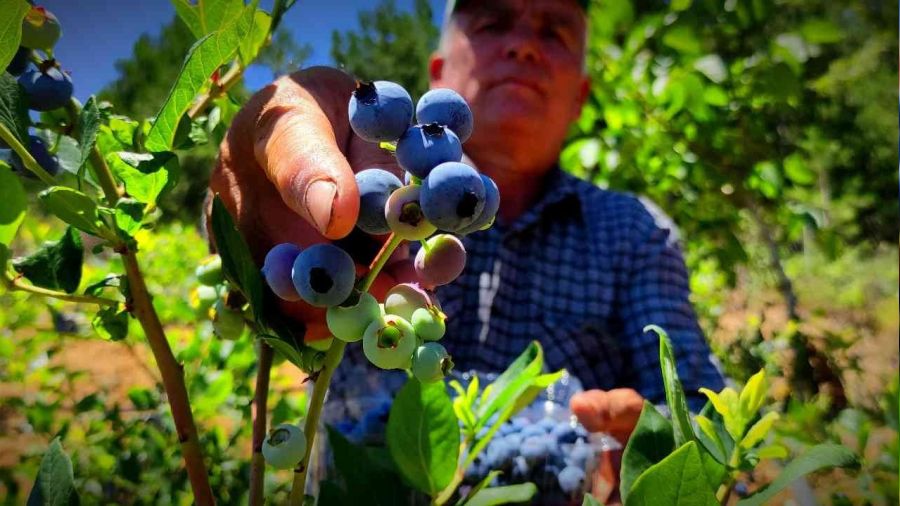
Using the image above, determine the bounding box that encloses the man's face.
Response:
[430,0,590,170]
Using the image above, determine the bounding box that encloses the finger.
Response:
[571,389,644,441]
[253,69,361,239]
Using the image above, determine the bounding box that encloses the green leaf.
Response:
[210,195,264,320]
[662,25,702,54]
[0,72,31,147]
[621,401,675,502]
[456,470,502,506]
[694,55,726,83]
[582,496,603,506]
[387,379,459,495]
[694,415,727,464]
[626,442,718,506]
[740,412,779,449]
[0,165,26,247]
[75,97,101,177]
[114,199,145,238]
[476,341,543,429]
[699,387,744,441]
[26,437,80,506]
[0,0,30,74]
[510,369,565,414]
[84,274,123,297]
[670,0,692,12]
[146,6,253,152]
[783,153,815,185]
[171,0,245,39]
[326,427,413,504]
[799,19,843,44]
[261,336,304,370]
[646,325,695,446]
[465,483,538,506]
[106,151,179,205]
[738,369,767,421]
[92,304,129,341]
[127,387,159,410]
[13,227,84,293]
[238,6,271,66]
[38,187,106,237]
[736,444,859,506]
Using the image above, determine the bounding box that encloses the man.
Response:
[209,0,724,446]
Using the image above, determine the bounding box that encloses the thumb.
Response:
[253,72,360,239]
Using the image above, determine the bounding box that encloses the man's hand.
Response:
[207,66,413,342]
[570,388,644,443]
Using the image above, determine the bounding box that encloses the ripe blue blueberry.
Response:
[456,174,500,235]
[521,435,551,461]
[262,423,307,470]
[511,456,530,482]
[326,291,382,342]
[20,7,62,51]
[18,67,73,111]
[291,243,356,307]
[355,168,402,234]
[551,423,579,445]
[348,80,413,143]
[262,243,302,301]
[384,184,437,240]
[557,465,586,494]
[420,162,486,232]
[567,439,592,469]
[485,438,517,468]
[520,424,546,439]
[395,123,462,179]
[414,234,466,287]
[6,47,32,76]
[537,418,557,433]
[416,88,474,142]
[362,314,417,370]
[411,306,445,341]
[411,342,453,382]
[10,135,61,178]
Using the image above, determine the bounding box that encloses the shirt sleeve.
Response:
[614,197,726,411]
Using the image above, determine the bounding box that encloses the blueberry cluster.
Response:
[350,82,500,237]
[2,5,70,179]
[259,81,499,384]
[465,415,594,503]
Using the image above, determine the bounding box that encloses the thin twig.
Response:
[2,271,118,306]
[250,341,274,506]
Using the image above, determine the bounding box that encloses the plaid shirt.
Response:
[330,165,724,411]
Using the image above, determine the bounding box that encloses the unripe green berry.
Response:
[384,283,432,321]
[412,342,453,383]
[212,299,244,340]
[326,292,382,342]
[363,314,417,370]
[262,423,307,469]
[385,185,437,240]
[195,255,224,286]
[411,306,446,341]
[20,7,62,51]
[307,336,334,352]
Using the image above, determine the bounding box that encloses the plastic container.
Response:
[311,367,622,505]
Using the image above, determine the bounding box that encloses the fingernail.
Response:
[304,180,337,234]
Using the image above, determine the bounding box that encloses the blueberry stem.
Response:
[2,267,118,306]
[250,341,274,506]
[0,123,55,184]
[289,233,404,505]
[379,141,397,152]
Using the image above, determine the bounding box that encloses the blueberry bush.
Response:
[0,0,888,505]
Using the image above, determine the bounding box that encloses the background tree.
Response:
[330,0,439,100]
[98,17,310,223]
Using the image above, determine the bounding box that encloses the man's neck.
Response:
[466,149,553,225]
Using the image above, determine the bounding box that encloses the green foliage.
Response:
[26,438,79,506]
[626,442,718,506]
[330,0,439,99]
[12,226,83,293]
[620,402,674,501]
[0,165,26,249]
[464,483,538,506]
[0,72,31,145]
[386,380,459,495]
[0,0,29,71]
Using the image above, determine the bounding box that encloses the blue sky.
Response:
[39,0,447,103]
